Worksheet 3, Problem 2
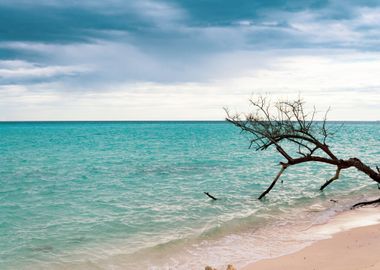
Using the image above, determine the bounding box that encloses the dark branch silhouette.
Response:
[351,198,380,209]
[225,96,380,207]
[204,192,218,200]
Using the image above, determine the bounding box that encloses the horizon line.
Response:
[1,120,379,123]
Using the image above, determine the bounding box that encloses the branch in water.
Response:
[351,197,380,209]
[225,96,380,204]
[320,167,341,191]
[204,192,218,200]
[258,164,287,200]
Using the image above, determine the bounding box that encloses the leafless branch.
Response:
[320,167,341,191]
[226,96,380,204]
[258,163,288,200]
[204,192,218,200]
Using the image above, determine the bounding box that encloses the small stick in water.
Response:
[204,192,218,200]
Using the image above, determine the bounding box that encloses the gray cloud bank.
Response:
[0,0,380,120]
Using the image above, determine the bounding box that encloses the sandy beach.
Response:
[243,207,380,270]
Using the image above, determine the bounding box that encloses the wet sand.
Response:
[243,207,380,270]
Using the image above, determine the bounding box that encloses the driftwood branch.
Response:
[320,167,341,191]
[226,96,380,206]
[204,192,218,200]
[351,197,380,209]
[258,164,287,200]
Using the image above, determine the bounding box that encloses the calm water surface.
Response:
[0,121,379,269]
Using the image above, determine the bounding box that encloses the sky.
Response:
[0,0,380,121]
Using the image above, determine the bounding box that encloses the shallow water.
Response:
[0,121,379,269]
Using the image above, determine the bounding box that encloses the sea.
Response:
[0,121,379,269]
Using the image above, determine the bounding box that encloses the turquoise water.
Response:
[0,121,379,269]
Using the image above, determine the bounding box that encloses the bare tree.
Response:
[225,96,380,207]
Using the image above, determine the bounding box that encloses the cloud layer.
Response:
[0,0,379,120]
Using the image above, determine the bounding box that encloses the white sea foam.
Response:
[25,193,380,270]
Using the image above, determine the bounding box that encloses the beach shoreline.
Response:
[242,206,380,270]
